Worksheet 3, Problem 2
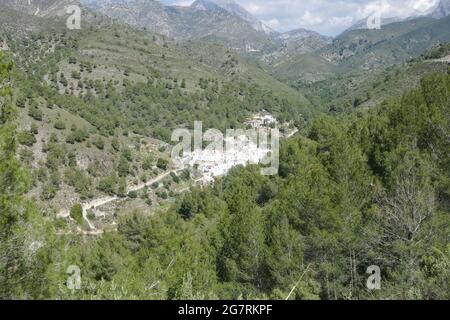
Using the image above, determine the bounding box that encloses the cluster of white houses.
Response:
[244,113,277,129]
[175,113,277,183]
[189,136,270,183]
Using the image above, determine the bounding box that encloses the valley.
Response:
[0,0,449,301]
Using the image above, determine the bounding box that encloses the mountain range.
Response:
[77,0,450,68]
[2,0,450,84]
[3,0,448,106]
[79,0,333,55]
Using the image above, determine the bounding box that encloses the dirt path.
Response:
[286,128,299,138]
[57,170,177,231]
[432,55,450,63]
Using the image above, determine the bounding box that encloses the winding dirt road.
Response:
[57,170,177,231]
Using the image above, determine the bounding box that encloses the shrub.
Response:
[70,203,83,225]
[93,137,105,150]
[30,123,38,135]
[71,71,81,80]
[127,191,138,199]
[117,156,130,177]
[28,106,43,121]
[111,137,120,152]
[156,158,169,170]
[16,95,26,108]
[97,174,117,195]
[142,155,154,170]
[170,172,180,183]
[41,183,57,200]
[156,190,168,199]
[179,169,191,180]
[54,120,66,130]
[17,131,37,146]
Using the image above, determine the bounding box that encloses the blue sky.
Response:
[160,0,440,36]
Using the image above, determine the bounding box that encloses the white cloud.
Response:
[328,16,354,28]
[173,0,195,5]
[264,18,280,29]
[299,10,323,26]
[413,0,439,12]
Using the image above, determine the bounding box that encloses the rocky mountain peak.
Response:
[190,0,222,12]
[431,0,450,18]
[191,0,276,35]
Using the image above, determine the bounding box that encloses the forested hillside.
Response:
[1,48,448,297]
[0,0,449,301]
[0,5,312,225]
[296,43,450,112]
[273,15,450,111]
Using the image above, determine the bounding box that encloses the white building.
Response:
[245,113,277,129]
[176,135,270,183]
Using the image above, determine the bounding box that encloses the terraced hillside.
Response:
[0,1,313,231]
